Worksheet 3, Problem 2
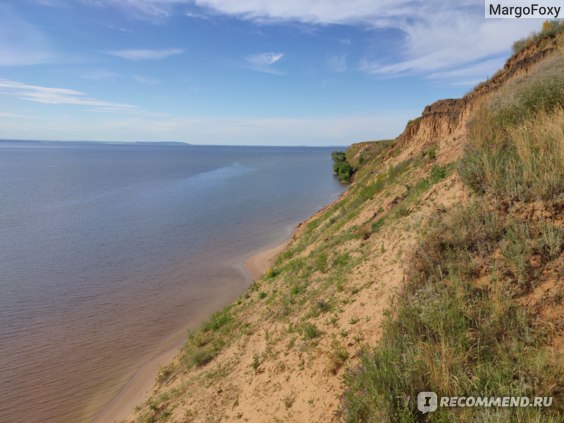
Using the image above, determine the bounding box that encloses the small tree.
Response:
[331,150,355,182]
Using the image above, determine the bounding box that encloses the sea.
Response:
[0,141,344,423]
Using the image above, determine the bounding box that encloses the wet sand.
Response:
[92,341,183,423]
[92,239,288,423]
[244,242,288,280]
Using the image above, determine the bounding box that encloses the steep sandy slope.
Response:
[127,29,563,423]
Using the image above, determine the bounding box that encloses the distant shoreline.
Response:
[0,139,347,149]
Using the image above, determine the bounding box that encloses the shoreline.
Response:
[91,237,289,423]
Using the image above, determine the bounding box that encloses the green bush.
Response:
[301,322,321,340]
[332,150,356,182]
[201,308,232,332]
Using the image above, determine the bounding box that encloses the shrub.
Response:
[328,340,349,374]
[316,299,331,313]
[332,150,356,182]
[186,347,216,367]
[301,322,321,340]
[201,308,232,332]
[430,164,447,182]
[335,161,354,182]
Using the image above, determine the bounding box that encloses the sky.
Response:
[0,1,542,145]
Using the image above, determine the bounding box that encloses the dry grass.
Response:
[509,108,564,199]
[459,73,564,202]
[512,20,564,54]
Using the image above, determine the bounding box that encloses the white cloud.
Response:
[192,0,408,25]
[0,112,35,119]
[80,0,186,21]
[427,58,506,82]
[246,52,284,67]
[0,6,53,66]
[0,79,139,113]
[49,1,541,82]
[133,75,161,84]
[188,0,540,81]
[107,48,184,60]
[80,70,121,80]
[327,54,347,73]
[245,52,284,74]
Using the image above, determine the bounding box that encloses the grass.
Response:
[252,352,261,372]
[459,78,564,201]
[301,322,322,340]
[201,308,232,332]
[343,42,564,420]
[328,339,349,374]
[512,20,564,54]
[342,202,563,422]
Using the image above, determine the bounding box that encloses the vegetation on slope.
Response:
[332,151,355,182]
[513,20,564,54]
[342,32,563,423]
[132,134,451,422]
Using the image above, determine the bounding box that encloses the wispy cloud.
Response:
[107,48,184,60]
[0,111,35,119]
[133,75,161,84]
[39,1,540,83]
[426,58,507,85]
[327,54,348,73]
[189,0,539,82]
[80,70,121,80]
[0,6,53,66]
[79,0,185,21]
[245,52,284,74]
[0,79,139,113]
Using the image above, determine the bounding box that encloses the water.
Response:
[0,141,344,423]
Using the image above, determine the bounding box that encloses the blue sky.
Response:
[0,1,541,145]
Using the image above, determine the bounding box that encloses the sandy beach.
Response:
[243,242,288,280]
[91,239,288,423]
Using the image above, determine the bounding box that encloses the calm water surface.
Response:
[0,142,344,423]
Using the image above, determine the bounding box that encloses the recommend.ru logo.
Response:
[417,392,438,414]
[417,392,553,413]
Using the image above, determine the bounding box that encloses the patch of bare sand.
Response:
[245,243,288,280]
